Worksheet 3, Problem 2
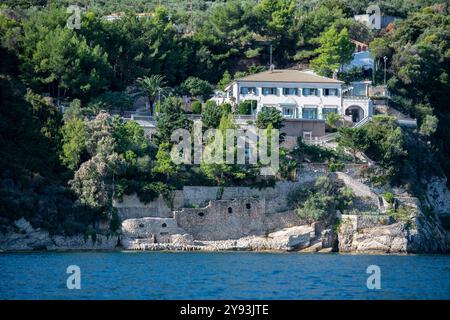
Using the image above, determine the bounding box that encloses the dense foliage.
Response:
[0,0,448,236]
[288,176,354,223]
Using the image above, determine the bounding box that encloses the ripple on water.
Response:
[0,252,449,299]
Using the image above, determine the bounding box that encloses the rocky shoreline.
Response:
[1,216,449,254]
[2,173,450,254]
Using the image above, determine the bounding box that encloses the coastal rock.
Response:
[338,215,408,253]
[352,223,408,253]
[266,225,314,251]
[426,177,450,215]
[48,234,119,250]
[0,218,119,251]
[191,225,315,252]
[0,218,53,250]
[170,233,194,246]
[14,218,35,234]
[407,216,450,253]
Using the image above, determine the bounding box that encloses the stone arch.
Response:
[345,105,365,123]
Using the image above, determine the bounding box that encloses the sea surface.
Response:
[0,251,449,299]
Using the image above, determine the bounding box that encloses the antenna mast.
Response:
[269,44,275,71]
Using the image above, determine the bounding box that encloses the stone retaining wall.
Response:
[174,198,266,241]
[121,217,185,243]
[335,172,378,201]
[340,214,392,231]
[113,192,184,220]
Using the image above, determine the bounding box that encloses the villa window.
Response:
[323,88,339,96]
[282,88,298,95]
[302,108,318,120]
[240,87,257,95]
[282,107,294,117]
[302,88,319,96]
[322,107,338,119]
[262,87,278,95]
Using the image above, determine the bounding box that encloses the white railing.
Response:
[305,116,372,145]
[131,114,155,122]
[320,133,338,142]
[396,119,417,127]
[185,114,202,120]
[304,132,337,145]
[235,115,256,120]
[352,116,372,128]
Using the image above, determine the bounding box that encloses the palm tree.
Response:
[134,75,169,115]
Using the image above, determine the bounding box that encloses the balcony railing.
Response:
[130,114,155,122]
[343,95,371,100]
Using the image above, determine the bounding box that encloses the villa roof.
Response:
[234,69,343,84]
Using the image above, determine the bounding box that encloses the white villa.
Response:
[218,69,373,125]
[128,69,377,143]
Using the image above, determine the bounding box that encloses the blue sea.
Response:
[0,252,449,299]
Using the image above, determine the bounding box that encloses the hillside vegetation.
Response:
[0,0,449,236]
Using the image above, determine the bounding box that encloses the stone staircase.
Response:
[306,116,372,146]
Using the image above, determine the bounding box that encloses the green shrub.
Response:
[114,179,131,201]
[256,107,284,129]
[191,100,202,114]
[89,91,133,113]
[221,103,232,114]
[136,183,161,204]
[388,205,411,223]
[328,160,345,172]
[296,193,335,222]
[383,191,395,204]
[294,137,347,163]
[202,100,223,128]
[288,176,354,223]
[238,100,253,115]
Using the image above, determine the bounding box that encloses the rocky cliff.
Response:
[0,218,119,251]
[2,172,450,254]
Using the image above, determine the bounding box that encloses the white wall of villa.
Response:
[233,81,343,120]
[220,69,373,123]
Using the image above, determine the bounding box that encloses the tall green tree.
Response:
[337,127,369,162]
[154,96,192,145]
[256,107,284,130]
[311,26,354,76]
[134,75,169,115]
[153,142,179,182]
[60,116,88,171]
[202,100,223,129]
[180,76,214,101]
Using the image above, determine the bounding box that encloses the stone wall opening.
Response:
[345,105,365,123]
